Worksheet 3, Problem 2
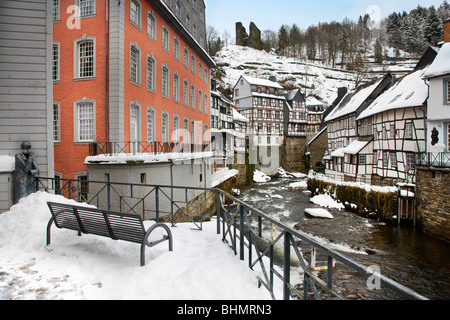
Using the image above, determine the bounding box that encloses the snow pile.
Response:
[304,208,334,219]
[277,167,307,179]
[253,169,271,183]
[0,155,15,173]
[310,194,345,210]
[0,192,278,300]
[288,181,308,189]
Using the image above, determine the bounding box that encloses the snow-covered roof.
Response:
[233,108,249,123]
[85,152,214,165]
[342,140,371,155]
[241,75,284,89]
[423,42,450,79]
[325,77,385,122]
[358,69,428,120]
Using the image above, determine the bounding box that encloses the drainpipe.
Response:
[423,78,430,154]
[105,0,110,154]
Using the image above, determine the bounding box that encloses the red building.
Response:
[52,0,214,181]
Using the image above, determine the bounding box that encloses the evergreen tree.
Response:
[424,6,444,46]
[374,38,384,63]
[277,25,290,56]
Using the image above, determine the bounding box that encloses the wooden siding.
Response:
[0,0,54,210]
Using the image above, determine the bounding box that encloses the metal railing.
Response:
[89,141,210,156]
[416,152,450,168]
[35,177,428,300]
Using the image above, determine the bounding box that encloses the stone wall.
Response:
[416,167,450,242]
[307,128,328,172]
[281,136,307,173]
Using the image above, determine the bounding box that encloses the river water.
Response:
[238,176,450,300]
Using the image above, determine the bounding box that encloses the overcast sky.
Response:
[206,0,445,37]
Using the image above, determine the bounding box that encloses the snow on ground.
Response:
[0,192,281,300]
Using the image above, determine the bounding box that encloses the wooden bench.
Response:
[46,202,173,266]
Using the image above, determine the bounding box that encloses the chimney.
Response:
[445,18,450,43]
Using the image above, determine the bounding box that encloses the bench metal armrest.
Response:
[140,224,173,267]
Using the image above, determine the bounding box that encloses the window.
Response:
[162,112,169,143]
[78,0,95,17]
[204,94,208,115]
[147,107,155,143]
[147,12,156,40]
[53,103,60,143]
[184,48,189,68]
[173,73,180,102]
[162,26,169,52]
[130,103,140,143]
[191,85,195,110]
[146,55,156,92]
[390,152,397,169]
[382,151,389,167]
[191,55,195,74]
[198,90,203,113]
[52,43,60,81]
[173,115,179,143]
[130,44,140,84]
[204,68,208,84]
[183,80,189,107]
[162,65,170,98]
[446,79,450,104]
[406,153,415,171]
[76,101,95,142]
[52,0,60,22]
[75,173,89,201]
[191,120,195,144]
[198,62,203,80]
[173,37,180,60]
[75,38,95,79]
[130,0,141,28]
[405,123,413,139]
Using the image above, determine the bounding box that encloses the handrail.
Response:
[36,176,428,300]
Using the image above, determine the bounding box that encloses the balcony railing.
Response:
[416,152,450,168]
[89,141,210,157]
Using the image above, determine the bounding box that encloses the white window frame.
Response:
[162,111,170,144]
[162,64,170,98]
[191,55,196,74]
[74,36,96,80]
[146,54,156,92]
[147,11,157,41]
[183,79,189,107]
[191,84,195,110]
[162,26,170,53]
[76,0,96,18]
[130,0,142,29]
[173,72,180,102]
[147,107,156,143]
[173,37,180,61]
[173,115,180,143]
[52,42,60,82]
[183,48,189,69]
[53,102,61,144]
[130,102,141,143]
[130,43,141,85]
[198,89,203,113]
[74,99,96,143]
[204,94,208,115]
[53,0,60,22]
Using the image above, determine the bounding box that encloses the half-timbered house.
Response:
[323,74,393,180]
[357,69,429,185]
[283,89,307,137]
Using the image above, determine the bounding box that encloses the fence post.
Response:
[283,232,291,300]
[216,190,221,235]
[239,205,245,261]
[155,186,159,222]
[107,182,111,211]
